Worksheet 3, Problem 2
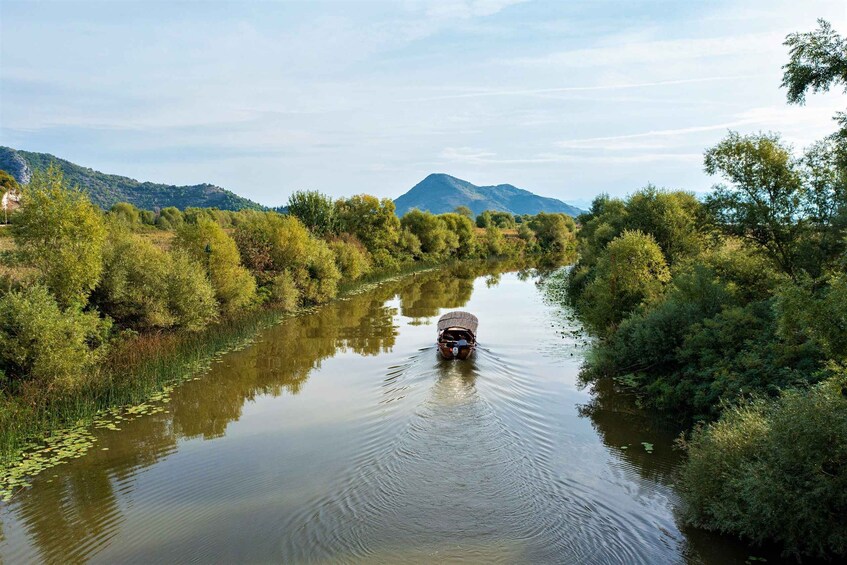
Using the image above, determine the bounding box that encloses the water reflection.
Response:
[0,264,777,564]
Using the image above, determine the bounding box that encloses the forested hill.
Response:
[394,173,584,217]
[0,146,264,211]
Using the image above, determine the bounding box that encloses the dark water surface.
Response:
[1,267,773,563]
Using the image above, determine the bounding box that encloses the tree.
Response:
[401,209,453,257]
[454,205,473,218]
[93,224,217,331]
[13,166,106,308]
[334,195,400,256]
[109,202,141,226]
[286,190,336,236]
[783,19,847,105]
[0,285,110,393]
[579,230,670,333]
[476,210,492,228]
[439,212,477,258]
[624,186,703,264]
[175,218,257,315]
[156,206,183,230]
[528,212,576,256]
[704,132,805,278]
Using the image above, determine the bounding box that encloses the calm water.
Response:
[0,266,773,563]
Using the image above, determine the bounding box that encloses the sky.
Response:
[1,0,846,208]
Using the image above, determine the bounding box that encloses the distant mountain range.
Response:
[0,147,264,211]
[394,173,584,217]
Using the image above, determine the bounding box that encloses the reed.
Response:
[0,264,442,464]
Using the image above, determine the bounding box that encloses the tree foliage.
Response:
[13,166,106,308]
[176,219,257,315]
[287,190,336,236]
[0,285,110,393]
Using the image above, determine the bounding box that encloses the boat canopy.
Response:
[437,311,478,335]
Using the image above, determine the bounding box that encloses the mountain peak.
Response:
[394,174,583,217]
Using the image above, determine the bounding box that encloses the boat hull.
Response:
[437,343,475,360]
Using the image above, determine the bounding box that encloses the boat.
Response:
[436,311,478,360]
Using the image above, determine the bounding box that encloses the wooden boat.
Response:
[437,311,478,360]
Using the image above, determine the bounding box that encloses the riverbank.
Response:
[0,260,445,467]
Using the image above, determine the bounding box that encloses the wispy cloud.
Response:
[406,75,756,102]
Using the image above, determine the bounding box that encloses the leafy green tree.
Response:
[335,195,400,257]
[454,205,473,218]
[625,186,703,264]
[13,166,106,308]
[528,212,576,256]
[166,251,220,330]
[489,211,516,229]
[139,209,156,226]
[704,132,806,278]
[439,212,477,258]
[401,209,455,257]
[176,218,257,315]
[0,285,110,393]
[109,202,141,226]
[328,237,371,281]
[156,206,183,230]
[782,19,847,112]
[481,224,504,256]
[287,190,336,236]
[681,378,847,559]
[94,224,217,331]
[476,210,492,228]
[579,230,670,333]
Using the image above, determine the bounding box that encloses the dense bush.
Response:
[680,377,847,559]
[0,285,110,393]
[400,209,457,257]
[335,195,400,259]
[527,212,576,256]
[13,166,107,308]
[328,236,371,281]
[109,202,142,226]
[287,190,336,236]
[156,206,183,230]
[175,219,258,315]
[578,230,670,334]
[94,225,217,331]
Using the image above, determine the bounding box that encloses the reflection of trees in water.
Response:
[10,414,177,563]
[6,263,536,563]
[577,378,683,484]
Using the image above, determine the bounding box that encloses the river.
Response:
[0,265,775,563]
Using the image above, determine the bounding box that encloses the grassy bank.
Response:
[0,260,441,466]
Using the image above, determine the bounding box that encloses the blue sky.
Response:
[1,0,845,207]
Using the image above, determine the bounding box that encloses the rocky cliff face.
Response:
[0,147,32,185]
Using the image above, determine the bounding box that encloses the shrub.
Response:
[578,230,670,333]
[298,239,341,304]
[287,190,336,236]
[0,285,110,393]
[94,227,217,331]
[13,166,106,308]
[334,195,400,255]
[94,226,174,329]
[439,212,477,258]
[156,207,183,230]
[681,377,847,559]
[269,271,300,311]
[175,219,257,315]
[166,251,219,330]
[401,209,452,257]
[528,212,576,256]
[109,202,142,226]
[329,236,371,281]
